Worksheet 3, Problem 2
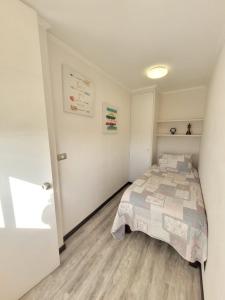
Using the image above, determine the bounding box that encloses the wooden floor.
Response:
[21,186,202,300]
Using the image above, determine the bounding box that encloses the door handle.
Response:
[42,182,51,190]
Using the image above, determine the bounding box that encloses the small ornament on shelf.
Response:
[186,123,192,135]
[170,127,176,135]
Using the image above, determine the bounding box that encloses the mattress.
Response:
[111,165,207,263]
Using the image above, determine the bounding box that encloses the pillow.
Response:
[158,153,192,172]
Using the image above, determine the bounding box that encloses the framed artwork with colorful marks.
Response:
[62,64,95,117]
[102,103,118,133]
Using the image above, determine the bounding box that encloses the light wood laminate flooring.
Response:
[21,186,202,300]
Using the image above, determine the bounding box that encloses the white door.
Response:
[0,1,60,300]
[129,92,154,182]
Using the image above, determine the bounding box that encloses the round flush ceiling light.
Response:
[146,65,168,79]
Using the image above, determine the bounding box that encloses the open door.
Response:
[0,1,60,299]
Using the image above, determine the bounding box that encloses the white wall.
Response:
[48,35,131,235]
[157,87,206,167]
[199,43,225,300]
[158,87,206,120]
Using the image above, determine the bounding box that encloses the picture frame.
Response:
[102,103,118,133]
[62,64,95,117]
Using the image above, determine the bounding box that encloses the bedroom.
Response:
[0,0,225,299]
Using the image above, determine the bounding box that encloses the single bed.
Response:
[111,154,207,264]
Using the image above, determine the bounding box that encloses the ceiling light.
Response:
[146,65,168,79]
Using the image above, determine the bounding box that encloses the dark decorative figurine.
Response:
[186,123,192,135]
[170,127,176,135]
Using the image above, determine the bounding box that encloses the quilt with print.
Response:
[111,166,207,263]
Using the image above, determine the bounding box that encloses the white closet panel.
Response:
[129,92,155,182]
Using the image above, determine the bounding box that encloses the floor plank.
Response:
[21,186,202,300]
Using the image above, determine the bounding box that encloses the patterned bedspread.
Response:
[111,165,207,263]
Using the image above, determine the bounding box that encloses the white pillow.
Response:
[158,153,192,172]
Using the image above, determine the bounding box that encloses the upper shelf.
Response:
[157,134,202,137]
[157,118,204,123]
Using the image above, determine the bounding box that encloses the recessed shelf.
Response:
[157,118,204,123]
[157,134,202,137]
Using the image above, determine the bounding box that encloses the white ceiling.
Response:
[24,0,225,91]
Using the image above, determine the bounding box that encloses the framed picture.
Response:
[102,103,118,133]
[62,64,95,117]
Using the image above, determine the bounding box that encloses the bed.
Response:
[111,154,207,264]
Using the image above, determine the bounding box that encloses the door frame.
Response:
[38,18,64,250]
